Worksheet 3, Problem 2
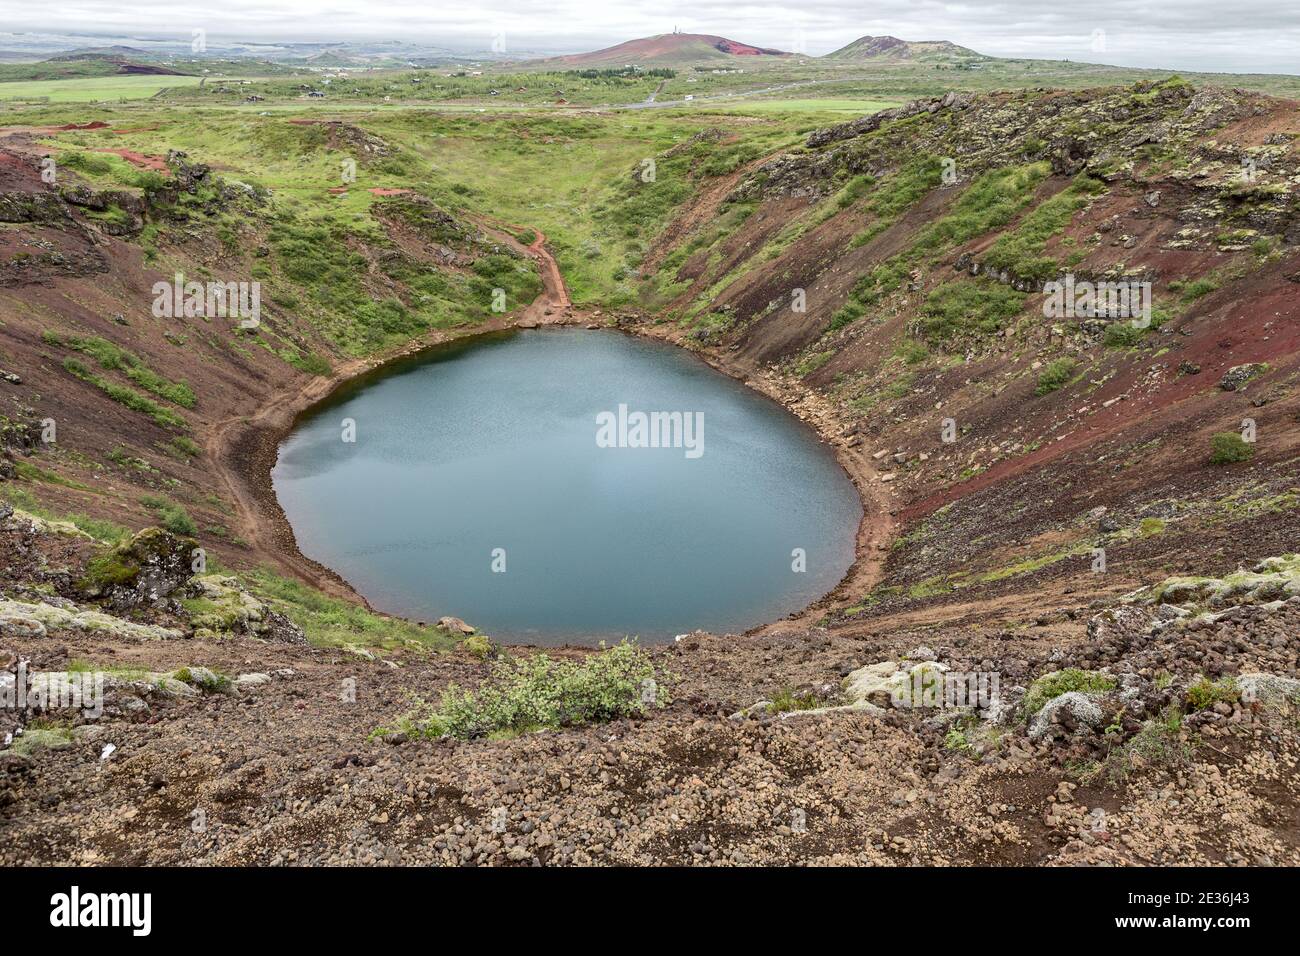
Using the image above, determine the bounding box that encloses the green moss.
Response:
[1138,517,1166,537]
[80,553,141,590]
[1024,669,1116,715]
[8,720,72,755]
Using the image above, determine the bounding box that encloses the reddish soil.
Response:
[88,148,169,173]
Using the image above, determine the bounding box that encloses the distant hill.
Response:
[538,33,791,67]
[44,46,154,61]
[0,52,189,82]
[825,35,985,61]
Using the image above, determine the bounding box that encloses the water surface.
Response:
[273,329,861,644]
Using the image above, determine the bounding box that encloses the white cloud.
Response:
[0,0,1297,72]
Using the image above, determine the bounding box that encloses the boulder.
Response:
[1028,691,1105,740]
[1237,673,1300,707]
[0,598,182,641]
[80,527,198,611]
[0,612,46,640]
[1219,363,1267,392]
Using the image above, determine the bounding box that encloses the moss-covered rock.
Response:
[1147,555,1300,610]
[0,598,183,640]
[1023,668,1117,716]
[79,526,198,610]
[184,575,267,631]
[7,723,72,756]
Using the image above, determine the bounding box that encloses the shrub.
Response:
[1185,676,1239,711]
[393,641,669,740]
[286,352,332,376]
[1103,322,1145,349]
[462,633,494,659]
[1209,432,1253,465]
[1023,668,1116,716]
[768,688,819,715]
[169,436,202,459]
[1035,358,1077,395]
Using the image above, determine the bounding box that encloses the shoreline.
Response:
[210,294,893,647]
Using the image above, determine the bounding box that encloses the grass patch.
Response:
[244,567,456,651]
[139,495,198,535]
[768,688,820,715]
[47,334,195,407]
[62,358,187,429]
[377,640,669,740]
[1209,432,1254,465]
[919,279,1026,344]
[1035,358,1077,395]
[7,719,72,755]
[1185,676,1239,711]
[981,173,1106,281]
[0,486,131,543]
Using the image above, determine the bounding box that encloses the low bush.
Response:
[1035,358,1077,395]
[1209,432,1254,465]
[384,641,669,740]
[140,495,198,535]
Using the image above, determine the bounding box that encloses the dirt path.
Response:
[473,216,572,318]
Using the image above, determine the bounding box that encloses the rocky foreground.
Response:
[2,507,1297,866]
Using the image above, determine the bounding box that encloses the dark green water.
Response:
[272,328,862,645]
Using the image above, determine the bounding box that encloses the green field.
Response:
[0,75,206,103]
[708,98,898,115]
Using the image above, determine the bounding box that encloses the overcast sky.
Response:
[2,0,1298,73]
